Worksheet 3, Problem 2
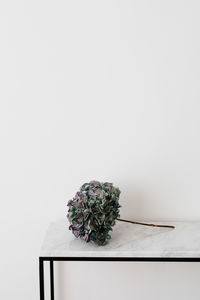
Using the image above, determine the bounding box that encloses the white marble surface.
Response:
[40,219,200,257]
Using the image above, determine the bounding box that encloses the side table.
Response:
[39,219,200,300]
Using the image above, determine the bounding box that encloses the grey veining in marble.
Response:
[40,219,200,258]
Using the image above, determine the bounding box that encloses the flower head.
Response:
[67,181,121,245]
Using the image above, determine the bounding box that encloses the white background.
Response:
[1,0,200,299]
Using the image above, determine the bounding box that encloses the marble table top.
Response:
[40,219,200,258]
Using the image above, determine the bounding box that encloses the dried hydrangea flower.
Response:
[67,181,121,246]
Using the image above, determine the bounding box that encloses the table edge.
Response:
[39,256,200,262]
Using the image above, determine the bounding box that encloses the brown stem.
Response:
[117,218,175,229]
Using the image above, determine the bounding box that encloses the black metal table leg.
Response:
[39,256,200,300]
[39,258,45,300]
[50,260,54,300]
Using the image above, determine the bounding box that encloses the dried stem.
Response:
[117,218,175,229]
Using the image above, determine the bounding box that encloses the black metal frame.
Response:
[39,256,200,300]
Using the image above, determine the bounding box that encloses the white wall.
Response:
[1,0,200,299]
